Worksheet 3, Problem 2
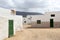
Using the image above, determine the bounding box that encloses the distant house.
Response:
[16,11,60,28]
[31,11,60,28]
[16,11,43,24]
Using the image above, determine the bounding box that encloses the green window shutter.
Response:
[8,20,14,38]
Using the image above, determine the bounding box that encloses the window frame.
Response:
[51,14,55,17]
[37,20,41,24]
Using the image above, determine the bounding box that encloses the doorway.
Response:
[8,20,14,38]
[50,19,54,28]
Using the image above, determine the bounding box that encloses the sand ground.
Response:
[4,25,60,40]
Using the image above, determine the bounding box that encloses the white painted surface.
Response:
[0,7,11,16]
[0,17,8,40]
[0,15,23,40]
[0,8,23,40]
[30,11,60,22]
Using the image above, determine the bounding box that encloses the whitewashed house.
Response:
[16,10,60,28]
[30,11,60,28]
[0,7,23,40]
[17,11,60,28]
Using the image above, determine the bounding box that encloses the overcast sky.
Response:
[0,0,60,13]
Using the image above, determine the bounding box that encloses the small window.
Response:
[51,14,55,17]
[37,20,41,24]
[23,15,27,17]
[24,21,26,23]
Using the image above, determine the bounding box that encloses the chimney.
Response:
[11,9,16,15]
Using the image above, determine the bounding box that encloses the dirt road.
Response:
[5,28,60,40]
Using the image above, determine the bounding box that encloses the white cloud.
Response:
[0,0,60,13]
[46,0,60,12]
[7,0,16,7]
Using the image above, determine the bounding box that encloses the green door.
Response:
[8,20,14,38]
[50,19,54,28]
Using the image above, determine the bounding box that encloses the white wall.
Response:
[0,7,11,16]
[31,11,60,22]
[0,17,8,40]
[0,8,23,40]
[0,15,23,40]
[6,15,23,34]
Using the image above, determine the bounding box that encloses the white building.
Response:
[23,11,60,28]
[0,7,23,40]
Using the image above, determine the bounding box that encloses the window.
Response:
[37,20,41,24]
[24,21,26,23]
[23,15,27,17]
[51,14,55,17]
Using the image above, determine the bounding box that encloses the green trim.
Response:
[8,20,14,38]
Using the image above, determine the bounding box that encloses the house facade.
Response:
[30,11,60,28]
[0,8,23,40]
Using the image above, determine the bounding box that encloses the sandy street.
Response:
[5,28,60,40]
